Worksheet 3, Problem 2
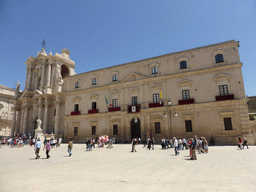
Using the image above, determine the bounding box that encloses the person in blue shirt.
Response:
[190,138,197,160]
[34,138,41,159]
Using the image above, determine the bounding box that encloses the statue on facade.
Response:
[36,119,42,130]
[55,65,63,85]
[15,81,20,91]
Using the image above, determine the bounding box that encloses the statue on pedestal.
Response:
[36,119,42,130]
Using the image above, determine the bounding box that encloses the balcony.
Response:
[108,107,121,112]
[216,94,234,101]
[149,102,164,108]
[178,99,195,105]
[71,111,80,116]
[127,105,140,113]
[88,109,99,114]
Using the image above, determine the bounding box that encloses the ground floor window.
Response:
[74,127,78,136]
[185,120,192,132]
[113,125,118,135]
[92,126,96,135]
[224,117,233,130]
[155,122,161,133]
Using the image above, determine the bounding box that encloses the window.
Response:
[215,54,224,63]
[219,85,229,96]
[185,120,192,132]
[75,82,79,88]
[180,61,187,69]
[92,102,97,110]
[112,99,118,107]
[224,118,233,130]
[155,122,161,133]
[152,66,158,74]
[92,126,96,135]
[74,104,79,112]
[182,90,190,100]
[132,96,137,105]
[153,93,160,103]
[113,125,118,135]
[74,127,78,136]
[92,78,97,85]
[112,74,117,82]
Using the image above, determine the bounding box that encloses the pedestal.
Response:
[34,128,43,141]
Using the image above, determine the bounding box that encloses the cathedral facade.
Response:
[11,40,255,144]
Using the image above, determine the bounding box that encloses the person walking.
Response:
[34,138,41,159]
[198,138,206,154]
[190,138,197,160]
[131,138,137,152]
[238,136,243,149]
[152,137,155,150]
[46,140,51,159]
[173,137,179,155]
[43,137,47,150]
[243,137,249,149]
[203,138,208,153]
[68,139,73,156]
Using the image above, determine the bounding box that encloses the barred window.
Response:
[75,82,79,88]
[185,120,192,132]
[224,118,233,130]
[219,85,228,96]
[74,127,78,136]
[182,90,190,100]
[113,125,118,135]
[92,126,96,135]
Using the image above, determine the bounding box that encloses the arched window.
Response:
[75,81,79,88]
[180,61,187,69]
[61,65,69,78]
[215,54,224,63]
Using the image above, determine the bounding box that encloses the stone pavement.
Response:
[0,144,255,192]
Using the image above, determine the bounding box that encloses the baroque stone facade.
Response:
[11,40,255,144]
[0,85,16,136]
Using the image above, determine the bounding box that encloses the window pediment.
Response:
[150,84,161,90]
[111,89,119,96]
[178,80,192,87]
[122,72,147,82]
[72,96,81,103]
[130,87,140,93]
[90,93,99,100]
[211,49,226,56]
[219,111,234,117]
[214,74,231,82]
[177,56,189,63]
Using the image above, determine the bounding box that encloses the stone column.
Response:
[46,63,52,87]
[38,97,43,121]
[51,65,55,87]
[27,66,32,90]
[24,68,29,91]
[11,106,16,137]
[40,61,46,92]
[15,109,21,134]
[54,99,60,135]
[19,107,24,133]
[22,105,29,135]
[43,99,49,133]
[35,74,39,90]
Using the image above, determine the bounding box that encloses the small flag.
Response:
[159,90,163,104]
[105,96,113,107]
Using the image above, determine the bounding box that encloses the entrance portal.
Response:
[131,117,141,140]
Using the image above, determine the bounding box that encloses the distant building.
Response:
[248,96,256,120]
[0,85,15,136]
[11,40,255,144]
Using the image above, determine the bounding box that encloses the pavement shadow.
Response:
[29,158,38,160]
[64,155,70,157]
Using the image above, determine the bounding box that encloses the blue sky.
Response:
[0,0,255,96]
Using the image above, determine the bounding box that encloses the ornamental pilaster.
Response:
[27,64,33,90]
[38,97,43,121]
[54,98,61,135]
[43,99,50,133]
[40,60,46,92]
[11,106,17,137]
[22,103,30,135]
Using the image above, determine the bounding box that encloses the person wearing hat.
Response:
[34,138,41,159]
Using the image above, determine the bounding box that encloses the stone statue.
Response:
[55,65,63,85]
[15,81,20,91]
[36,119,42,130]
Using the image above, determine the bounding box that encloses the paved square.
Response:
[0,144,255,192]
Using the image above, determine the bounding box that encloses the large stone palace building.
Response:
[11,40,255,144]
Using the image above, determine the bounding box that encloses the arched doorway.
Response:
[131,117,141,140]
[61,65,69,78]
